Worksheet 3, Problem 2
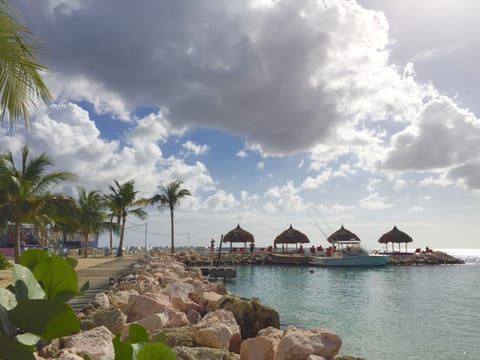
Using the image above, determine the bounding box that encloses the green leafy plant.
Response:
[0,251,11,270]
[0,249,87,360]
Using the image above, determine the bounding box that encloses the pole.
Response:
[215,234,224,281]
[144,223,148,257]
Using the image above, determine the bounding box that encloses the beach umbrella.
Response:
[327,225,360,245]
[378,226,413,253]
[274,225,309,252]
[223,224,254,252]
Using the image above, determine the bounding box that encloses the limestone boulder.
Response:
[132,308,189,332]
[54,349,84,360]
[91,293,109,309]
[200,291,223,311]
[125,294,174,322]
[273,326,342,360]
[151,326,195,348]
[240,327,283,360]
[192,309,242,353]
[186,309,201,325]
[173,345,240,360]
[106,289,139,313]
[61,326,114,360]
[216,294,280,339]
[79,307,127,333]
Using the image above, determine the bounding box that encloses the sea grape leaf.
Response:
[8,299,80,340]
[33,254,77,301]
[16,332,41,346]
[78,280,90,295]
[0,288,17,310]
[12,264,45,300]
[19,249,49,271]
[0,333,35,360]
[136,342,176,360]
[66,256,78,269]
[113,333,133,360]
[128,323,150,343]
[0,304,15,336]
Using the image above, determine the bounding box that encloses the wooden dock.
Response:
[196,266,237,281]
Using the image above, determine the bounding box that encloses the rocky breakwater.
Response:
[387,251,464,265]
[36,253,359,360]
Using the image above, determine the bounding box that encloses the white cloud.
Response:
[182,140,209,156]
[298,159,305,168]
[301,169,332,189]
[264,181,308,213]
[256,161,265,171]
[383,97,480,172]
[418,174,452,188]
[236,150,248,158]
[393,179,407,191]
[203,191,239,212]
[359,192,393,210]
[408,206,424,213]
[241,190,259,203]
[365,178,381,192]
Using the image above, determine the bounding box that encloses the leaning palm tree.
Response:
[0,0,52,129]
[73,189,109,258]
[150,180,191,255]
[107,180,148,257]
[0,146,74,262]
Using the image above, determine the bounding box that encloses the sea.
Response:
[225,249,480,360]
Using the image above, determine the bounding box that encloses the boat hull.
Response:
[311,254,389,267]
[270,253,311,265]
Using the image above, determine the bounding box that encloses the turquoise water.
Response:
[225,250,480,359]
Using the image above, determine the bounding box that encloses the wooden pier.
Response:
[197,266,237,281]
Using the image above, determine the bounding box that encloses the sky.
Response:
[2,0,480,250]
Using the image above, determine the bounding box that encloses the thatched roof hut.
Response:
[274,225,309,251]
[327,225,360,245]
[223,224,254,251]
[378,226,413,253]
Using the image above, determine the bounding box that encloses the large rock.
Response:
[92,307,127,333]
[132,308,189,332]
[173,345,240,360]
[240,327,283,360]
[274,326,342,360]
[151,326,195,348]
[106,289,139,313]
[61,326,114,360]
[216,294,280,339]
[125,294,173,322]
[192,309,241,353]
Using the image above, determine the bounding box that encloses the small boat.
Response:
[310,247,389,267]
[270,252,311,265]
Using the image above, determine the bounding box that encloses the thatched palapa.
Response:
[327,225,360,245]
[378,226,413,253]
[274,225,309,251]
[223,224,254,252]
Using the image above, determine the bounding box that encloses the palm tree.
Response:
[0,0,52,129]
[107,180,148,257]
[73,189,109,258]
[150,180,191,255]
[0,146,74,262]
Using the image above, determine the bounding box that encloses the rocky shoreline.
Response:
[175,249,465,267]
[36,251,363,360]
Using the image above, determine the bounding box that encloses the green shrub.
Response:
[0,252,11,270]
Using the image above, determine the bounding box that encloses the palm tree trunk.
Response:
[117,215,126,257]
[13,217,21,263]
[83,233,89,258]
[109,214,114,257]
[170,208,175,255]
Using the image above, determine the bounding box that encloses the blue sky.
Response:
[1,0,480,250]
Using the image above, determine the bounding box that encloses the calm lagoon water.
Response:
[225,249,480,360]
